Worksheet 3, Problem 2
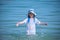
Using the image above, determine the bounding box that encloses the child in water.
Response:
[16,9,47,35]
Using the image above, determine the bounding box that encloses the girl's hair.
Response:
[28,12,35,18]
[27,12,35,22]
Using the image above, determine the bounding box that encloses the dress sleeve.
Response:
[35,18,41,24]
[22,18,28,24]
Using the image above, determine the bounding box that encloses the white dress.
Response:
[22,18,41,35]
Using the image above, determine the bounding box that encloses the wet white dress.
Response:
[22,18,41,35]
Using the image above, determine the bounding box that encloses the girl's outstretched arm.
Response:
[39,22,47,26]
[16,18,28,27]
[36,18,47,26]
[16,21,24,27]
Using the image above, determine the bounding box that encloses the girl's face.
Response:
[29,13,34,18]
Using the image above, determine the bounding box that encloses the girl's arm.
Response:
[16,18,28,27]
[39,22,47,25]
[36,18,47,25]
[16,21,24,27]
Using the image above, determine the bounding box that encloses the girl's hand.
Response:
[16,24,19,27]
[44,23,48,26]
[45,23,47,26]
[16,22,19,27]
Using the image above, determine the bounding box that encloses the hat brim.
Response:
[30,11,36,15]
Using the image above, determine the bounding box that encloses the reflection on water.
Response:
[0,0,60,40]
[0,34,50,40]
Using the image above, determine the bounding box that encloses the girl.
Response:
[16,9,47,35]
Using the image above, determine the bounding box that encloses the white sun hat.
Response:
[28,9,36,15]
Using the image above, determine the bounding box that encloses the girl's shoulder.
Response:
[35,17,40,22]
[24,18,28,20]
[35,18,38,20]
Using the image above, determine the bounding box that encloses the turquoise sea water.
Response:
[0,0,60,40]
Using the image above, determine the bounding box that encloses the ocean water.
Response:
[0,0,60,40]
